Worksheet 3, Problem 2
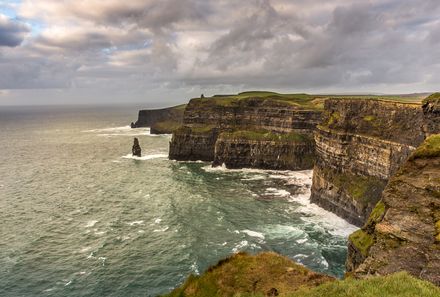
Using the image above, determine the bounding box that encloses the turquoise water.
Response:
[0,105,356,296]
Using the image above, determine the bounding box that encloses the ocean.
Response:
[0,105,356,296]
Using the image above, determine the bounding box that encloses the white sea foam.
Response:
[153,226,169,232]
[190,262,200,275]
[122,153,168,161]
[85,220,98,228]
[296,238,308,244]
[80,246,93,253]
[153,218,162,224]
[264,224,305,239]
[127,220,144,226]
[241,229,265,240]
[232,240,249,253]
[264,188,291,197]
[282,171,358,237]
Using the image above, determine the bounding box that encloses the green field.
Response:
[189,91,428,110]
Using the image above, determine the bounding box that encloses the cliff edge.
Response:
[132,104,186,134]
[311,99,425,226]
[169,92,322,170]
[347,134,440,286]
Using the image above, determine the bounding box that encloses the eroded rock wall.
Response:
[346,135,440,286]
[183,97,321,133]
[169,126,220,161]
[169,97,322,168]
[213,134,315,170]
[311,99,425,226]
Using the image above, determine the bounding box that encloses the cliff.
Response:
[213,131,315,170]
[310,99,425,226]
[347,134,440,286]
[163,252,440,297]
[131,104,186,134]
[423,93,440,136]
[169,92,322,170]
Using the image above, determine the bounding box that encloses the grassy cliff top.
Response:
[163,252,333,297]
[422,92,440,105]
[163,252,440,297]
[193,92,323,110]
[189,91,427,110]
[409,134,440,160]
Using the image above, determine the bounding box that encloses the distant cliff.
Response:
[131,104,186,134]
[346,134,440,286]
[310,99,426,226]
[169,92,322,170]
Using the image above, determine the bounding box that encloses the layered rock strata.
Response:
[311,99,425,226]
[169,96,322,169]
[347,135,440,286]
[213,131,315,170]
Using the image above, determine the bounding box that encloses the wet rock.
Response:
[132,137,141,157]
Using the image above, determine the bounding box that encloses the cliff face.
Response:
[346,135,440,286]
[169,126,219,161]
[132,105,185,134]
[311,99,425,226]
[423,93,440,137]
[213,131,315,170]
[169,94,322,170]
[183,97,321,133]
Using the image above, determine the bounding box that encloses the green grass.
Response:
[163,252,333,297]
[349,230,374,257]
[363,115,376,122]
[409,134,440,160]
[320,168,386,204]
[163,253,440,297]
[422,92,440,105]
[435,220,440,242]
[190,92,425,111]
[191,92,323,110]
[219,130,312,143]
[366,201,386,226]
[152,120,182,133]
[288,272,440,297]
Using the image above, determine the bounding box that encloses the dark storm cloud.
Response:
[0,15,29,47]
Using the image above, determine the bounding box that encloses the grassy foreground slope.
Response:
[163,252,440,297]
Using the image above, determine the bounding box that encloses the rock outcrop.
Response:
[310,99,425,226]
[132,137,141,157]
[169,93,322,170]
[132,105,185,134]
[164,252,334,297]
[347,134,440,286]
[423,93,440,137]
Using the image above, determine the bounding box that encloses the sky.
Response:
[0,0,439,106]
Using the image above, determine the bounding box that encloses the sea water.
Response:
[0,105,356,296]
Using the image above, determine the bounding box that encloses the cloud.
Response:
[0,14,29,47]
[1,0,440,105]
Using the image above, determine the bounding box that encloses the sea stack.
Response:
[132,137,141,157]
